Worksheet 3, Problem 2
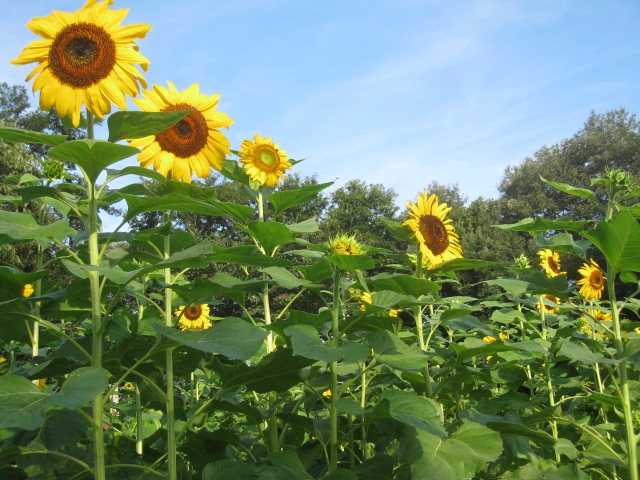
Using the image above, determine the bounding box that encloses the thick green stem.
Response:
[86,111,106,480]
[539,296,560,465]
[608,273,638,479]
[135,384,143,456]
[329,268,341,472]
[360,368,368,462]
[31,204,46,357]
[256,188,279,454]
[163,214,177,480]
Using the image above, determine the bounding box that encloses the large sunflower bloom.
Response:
[129,82,233,183]
[577,259,606,300]
[403,190,463,268]
[537,249,566,277]
[11,0,151,127]
[174,304,212,331]
[238,134,292,187]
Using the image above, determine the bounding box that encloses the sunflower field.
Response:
[1,1,639,479]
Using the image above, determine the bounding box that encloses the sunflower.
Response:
[330,233,362,256]
[537,249,566,277]
[129,81,233,183]
[403,190,463,269]
[577,259,606,300]
[174,304,212,331]
[579,309,612,337]
[11,0,151,127]
[359,291,401,317]
[21,284,35,297]
[238,134,292,187]
[538,294,560,314]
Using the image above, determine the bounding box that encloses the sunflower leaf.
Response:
[428,258,495,274]
[534,233,592,258]
[381,219,414,242]
[153,319,267,360]
[107,110,192,143]
[269,182,333,217]
[540,176,598,202]
[0,126,67,147]
[494,216,592,232]
[48,140,140,185]
[581,210,640,274]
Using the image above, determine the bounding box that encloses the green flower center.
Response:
[259,148,277,167]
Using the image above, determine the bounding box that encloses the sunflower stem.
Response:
[329,267,342,472]
[257,187,280,454]
[539,296,560,465]
[135,384,143,456]
[31,203,46,358]
[85,111,106,480]
[163,211,177,480]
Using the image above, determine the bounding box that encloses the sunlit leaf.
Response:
[541,176,598,201]
[48,140,139,185]
[534,232,592,258]
[495,217,592,232]
[247,221,297,254]
[107,109,192,142]
[153,318,267,360]
[369,273,440,297]
[269,182,333,217]
[582,210,640,274]
[0,126,67,147]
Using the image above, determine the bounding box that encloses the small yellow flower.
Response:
[21,284,35,297]
[577,259,606,300]
[122,382,135,391]
[322,388,332,398]
[499,332,508,339]
[174,304,212,331]
[238,133,292,187]
[330,234,361,256]
[0,357,6,364]
[537,249,566,277]
[483,336,497,343]
[37,379,46,389]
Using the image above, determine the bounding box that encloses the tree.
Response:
[321,179,402,251]
[498,109,640,223]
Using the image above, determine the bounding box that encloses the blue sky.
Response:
[2,0,639,216]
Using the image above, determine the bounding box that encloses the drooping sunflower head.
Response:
[537,249,566,277]
[129,81,233,183]
[21,284,35,297]
[330,233,362,256]
[238,134,292,187]
[538,294,560,314]
[403,190,463,269]
[11,0,151,127]
[174,304,212,331]
[577,259,606,300]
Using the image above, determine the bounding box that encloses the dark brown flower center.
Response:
[49,22,117,88]
[591,271,604,288]
[184,305,203,320]
[548,257,561,273]
[156,103,208,158]
[418,214,449,255]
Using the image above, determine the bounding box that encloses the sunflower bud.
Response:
[43,158,66,180]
